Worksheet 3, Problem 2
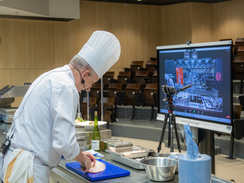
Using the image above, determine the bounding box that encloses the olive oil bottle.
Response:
[91,111,101,152]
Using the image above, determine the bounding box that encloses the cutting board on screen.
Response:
[66,159,130,181]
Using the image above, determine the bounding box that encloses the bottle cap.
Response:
[95,111,97,115]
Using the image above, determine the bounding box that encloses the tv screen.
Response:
[156,41,233,133]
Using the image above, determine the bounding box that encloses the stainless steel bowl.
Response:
[157,152,183,173]
[141,157,178,182]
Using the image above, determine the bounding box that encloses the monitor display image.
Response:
[156,41,233,133]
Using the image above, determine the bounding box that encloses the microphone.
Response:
[81,78,86,91]
[81,79,85,84]
[176,84,192,92]
[70,63,86,86]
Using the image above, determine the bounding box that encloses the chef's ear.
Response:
[82,70,90,78]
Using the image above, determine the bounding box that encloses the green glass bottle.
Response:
[91,111,101,152]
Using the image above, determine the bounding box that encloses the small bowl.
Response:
[141,157,178,182]
[157,152,183,173]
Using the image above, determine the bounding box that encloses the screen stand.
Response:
[198,128,215,174]
[226,136,236,159]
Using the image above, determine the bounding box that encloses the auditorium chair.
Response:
[130,61,144,79]
[134,70,149,91]
[99,97,116,128]
[103,71,114,90]
[236,46,244,57]
[132,61,144,65]
[139,67,148,71]
[146,60,157,78]
[152,70,158,83]
[107,83,122,103]
[232,55,244,94]
[238,95,244,111]
[235,38,244,54]
[233,119,244,140]
[90,83,104,105]
[81,96,97,121]
[118,71,132,90]
[148,57,157,61]
[126,78,136,84]
[226,105,244,159]
[109,79,118,83]
[107,83,123,115]
[143,83,158,120]
[125,83,141,120]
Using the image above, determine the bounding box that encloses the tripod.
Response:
[157,84,191,153]
[157,97,181,153]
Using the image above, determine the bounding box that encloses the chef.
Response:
[0,30,121,182]
[165,73,174,87]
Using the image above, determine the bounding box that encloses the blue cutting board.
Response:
[66,159,130,181]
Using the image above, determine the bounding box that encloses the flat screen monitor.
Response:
[156,41,233,133]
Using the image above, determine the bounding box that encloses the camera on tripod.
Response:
[162,84,192,97]
[161,85,176,95]
[161,85,177,102]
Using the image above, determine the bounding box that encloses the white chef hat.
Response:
[77,30,121,78]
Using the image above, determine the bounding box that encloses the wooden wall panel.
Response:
[0,19,58,70]
[213,1,236,42]
[0,68,49,91]
[213,0,244,43]
[0,18,8,69]
[191,3,213,43]
[0,69,26,87]
[161,3,192,46]
[233,0,244,39]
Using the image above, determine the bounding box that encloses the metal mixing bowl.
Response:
[141,157,178,182]
[157,152,183,173]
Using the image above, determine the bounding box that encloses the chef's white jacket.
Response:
[7,65,80,168]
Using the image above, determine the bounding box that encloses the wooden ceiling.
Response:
[86,0,230,6]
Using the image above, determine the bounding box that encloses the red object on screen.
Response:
[176,67,184,85]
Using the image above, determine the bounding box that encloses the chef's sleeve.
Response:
[50,85,80,160]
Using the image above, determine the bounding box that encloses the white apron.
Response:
[0,148,50,183]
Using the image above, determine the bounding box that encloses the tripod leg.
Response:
[157,114,168,153]
[172,115,181,153]
[168,114,172,152]
[169,113,174,152]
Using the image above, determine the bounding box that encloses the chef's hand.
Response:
[73,150,96,172]
[83,151,96,167]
